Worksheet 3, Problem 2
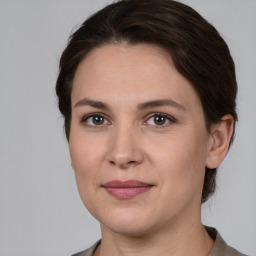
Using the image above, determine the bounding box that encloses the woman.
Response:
[56,0,246,255]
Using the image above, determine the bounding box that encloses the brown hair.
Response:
[56,0,237,203]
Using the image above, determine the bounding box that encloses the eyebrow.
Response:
[137,99,186,111]
[74,98,110,110]
[74,98,185,111]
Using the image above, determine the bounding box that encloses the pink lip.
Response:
[102,180,153,199]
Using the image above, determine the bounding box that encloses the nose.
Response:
[107,126,144,169]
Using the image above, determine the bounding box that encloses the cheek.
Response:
[151,130,207,170]
[69,129,106,201]
[150,130,209,197]
[70,141,101,216]
[69,126,106,173]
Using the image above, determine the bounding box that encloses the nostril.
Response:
[109,159,138,168]
[128,161,136,165]
[110,160,115,165]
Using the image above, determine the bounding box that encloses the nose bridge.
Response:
[108,120,143,168]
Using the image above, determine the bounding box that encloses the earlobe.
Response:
[205,115,234,169]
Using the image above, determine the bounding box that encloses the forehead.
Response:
[73,43,174,85]
[72,43,201,111]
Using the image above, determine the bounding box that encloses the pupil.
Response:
[154,116,165,125]
[93,116,104,125]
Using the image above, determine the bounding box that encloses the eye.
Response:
[81,113,110,127]
[145,113,175,127]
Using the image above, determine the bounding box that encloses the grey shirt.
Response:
[72,227,247,256]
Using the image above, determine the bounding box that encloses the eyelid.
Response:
[145,112,176,121]
[80,112,111,127]
[80,112,176,128]
[143,112,176,127]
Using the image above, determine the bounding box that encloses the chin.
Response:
[98,208,157,236]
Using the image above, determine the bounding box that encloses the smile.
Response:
[102,180,153,199]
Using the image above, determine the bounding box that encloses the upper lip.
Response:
[102,180,153,188]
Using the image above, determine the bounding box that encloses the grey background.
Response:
[0,0,255,255]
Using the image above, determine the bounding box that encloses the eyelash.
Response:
[144,112,176,128]
[80,113,110,128]
[80,112,176,128]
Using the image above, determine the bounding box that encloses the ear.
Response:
[206,114,234,169]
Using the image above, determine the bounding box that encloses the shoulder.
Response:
[71,241,101,256]
[206,226,247,256]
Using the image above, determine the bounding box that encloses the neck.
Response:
[95,213,214,256]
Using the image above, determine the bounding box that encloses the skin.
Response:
[69,44,234,256]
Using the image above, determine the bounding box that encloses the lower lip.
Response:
[104,186,152,199]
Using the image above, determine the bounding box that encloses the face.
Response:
[69,44,213,236]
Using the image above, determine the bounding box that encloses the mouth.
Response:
[102,180,153,199]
